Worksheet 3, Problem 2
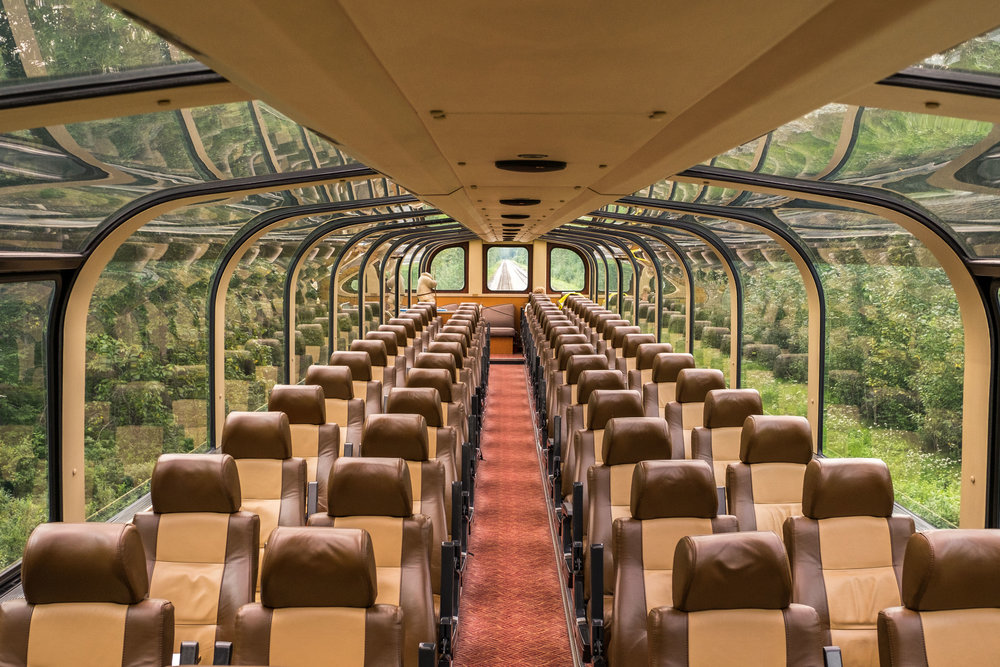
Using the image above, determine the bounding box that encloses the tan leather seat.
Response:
[267,384,340,511]
[726,415,812,536]
[664,367,726,458]
[233,527,404,666]
[302,365,364,450]
[0,522,174,667]
[626,342,673,390]
[362,413,449,595]
[553,354,611,451]
[387,317,419,355]
[351,338,396,391]
[221,411,307,589]
[641,352,696,416]
[309,458,435,667]
[386,386,461,491]
[647,531,825,667]
[378,323,413,369]
[606,325,641,368]
[609,460,739,665]
[878,529,1000,666]
[785,458,914,667]
[413,351,471,415]
[691,388,763,487]
[405,367,469,444]
[329,350,383,416]
[616,333,656,374]
[364,330,407,389]
[425,341,476,395]
[560,369,629,498]
[134,454,259,653]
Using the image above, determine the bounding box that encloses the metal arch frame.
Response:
[378,232,448,319]
[547,234,604,303]
[562,231,632,320]
[539,238,599,300]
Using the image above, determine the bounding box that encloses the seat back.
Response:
[387,317,418,348]
[0,523,173,667]
[785,458,913,667]
[647,532,824,667]
[627,342,673,389]
[618,333,656,373]
[351,338,393,388]
[664,367,726,457]
[330,350,383,415]
[878,529,1000,666]
[642,352,696,415]
[302,365,364,449]
[610,460,739,665]
[233,527,404,666]
[405,367,468,438]
[386,386,460,484]
[133,454,259,652]
[691,388,763,486]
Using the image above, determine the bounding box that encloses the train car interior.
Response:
[2,1,1000,665]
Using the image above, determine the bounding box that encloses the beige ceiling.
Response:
[108,0,1000,241]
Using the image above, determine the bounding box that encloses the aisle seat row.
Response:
[522,292,1000,667]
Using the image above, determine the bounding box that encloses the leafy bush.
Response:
[827,370,864,406]
[693,320,712,340]
[703,326,729,349]
[745,344,781,367]
[860,386,923,431]
[773,354,808,382]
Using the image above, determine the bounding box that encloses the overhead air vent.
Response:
[495,159,567,173]
[499,198,541,206]
[501,222,524,228]
[501,214,530,220]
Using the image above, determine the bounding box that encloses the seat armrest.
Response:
[418,643,437,667]
[213,641,233,665]
[307,481,318,517]
[179,641,199,665]
[823,646,843,667]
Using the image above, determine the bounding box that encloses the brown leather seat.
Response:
[387,317,419,353]
[233,527,404,666]
[606,325,641,368]
[308,458,435,667]
[362,413,449,596]
[405,367,469,443]
[609,460,739,665]
[641,352,696,416]
[0,522,174,667]
[560,369,629,498]
[691,388,763,487]
[351,338,397,391]
[386,386,461,491]
[134,454,259,653]
[878,529,1000,666]
[413,351,471,415]
[301,365,364,451]
[329,350,383,416]
[553,354,612,448]
[647,531,825,667]
[726,415,812,536]
[626,342,674,390]
[267,384,340,511]
[664,367,726,458]
[364,331,407,389]
[785,458,914,667]
[616,333,656,374]
[426,341,477,393]
[378,323,413,368]
[221,411,307,589]
[400,311,430,350]
[432,334,481,387]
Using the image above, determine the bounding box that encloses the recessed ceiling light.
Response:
[500,198,541,206]
[495,159,566,173]
[501,214,530,219]
[517,153,548,159]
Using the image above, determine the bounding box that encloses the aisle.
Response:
[452,363,573,666]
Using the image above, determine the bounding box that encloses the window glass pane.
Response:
[430,246,466,291]
[915,26,1000,78]
[486,246,528,291]
[549,247,585,292]
[0,280,52,569]
[692,248,731,384]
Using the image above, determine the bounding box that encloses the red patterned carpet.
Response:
[452,363,574,666]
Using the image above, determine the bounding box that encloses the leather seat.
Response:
[431,334,481,388]
[413,351,471,416]
[386,386,461,493]
[0,522,174,667]
[560,369,629,498]
[615,333,656,374]
[691,388,763,487]
[641,352,696,416]
[329,350,383,416]
[784,458,914,667]
[387,317,420,354]
[351,338,397,391]
[400,311,430,350]
[308,458,435,667]
[405,367,469,444]
[878,529,1000,665]
[221,411,307,588]
[378,323,414,369]
[647,531,825,667]
[134,454,259,653]
[232,527,404,666]
[726,415,812,536]
[605,325,641,368]
[426,341,477,396]
[664,368,726,458]
[267,384,340,511]
[626,342,674,390]
[364,330,407,389]
[301,365,364,451]
[609,460,739,665]
[553,354,611,450]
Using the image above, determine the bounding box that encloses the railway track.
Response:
[489,259,528,291]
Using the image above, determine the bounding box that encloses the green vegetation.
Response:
[550,247,585,291]
[430,246,466,291]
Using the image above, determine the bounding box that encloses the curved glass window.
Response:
[916,26,1000,77]
[430,246,467,291]
[549,246,585,292]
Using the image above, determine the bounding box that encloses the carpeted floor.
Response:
[452,363,573,666]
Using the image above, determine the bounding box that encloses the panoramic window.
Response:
[430,245,467,291]
[486,246,529,291]
[549,246,585,292]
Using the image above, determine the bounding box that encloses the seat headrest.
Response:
[675,368,726,402]
[434,332,469,354]
[802,458,894,519]
[445,318,474,333]
[22,523,148,605]
[703,389,763,429]
[151,453,241,514]
[386,387,443,427]
[427,341,464,369]
[405,367,454,402]
[303,365,355,400]
[577,370,627,404]
[267,384,327,424]
[587,389,644,429]
[602,417,672,465]
[636,343,674,370]
[329,351,373,381]
[611,326,642,348]
[673,532,791,612]
[388,317,417,338]
[406,307,429,326]
[622,333,656,358]
[365,331,398,356]
[440,326,473,345]
[566,355,609,384]
[902,529,1000,611]
[557,343,596,370]
[350,339,388,367]
[222,411,292,459]
[362,413,429,460]
[326,457,413,518]
[378,324,408,346]
[594,314,620,333]
[261,527,377,608]
[400,311,425,331]
[553,333,590,352]
[651,353,696,382]
[631,460,718,519]
[547,325,578,343]
[414,352,458,381]
[739,415,812,464]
